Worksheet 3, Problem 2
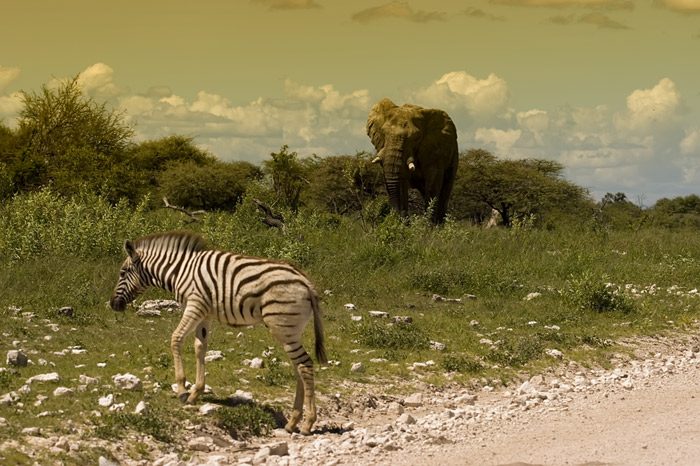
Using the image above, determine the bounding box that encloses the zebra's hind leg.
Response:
[285,365,305,433]
[281,342,316,435]
[187,318,212,403]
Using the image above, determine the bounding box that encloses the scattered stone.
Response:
[546,349,564,359]
[430,341,446,351]
[404,393,423,407]
[6,350,28,367]
[26,372,61,384]
[109,403,125,412]
[323,289,334,296]
[52,387,74,397]
[188,436,213,452]
[205,350,225,362]
[344,303,357,311]
[134,401,148,415]
[247,357,264,369]
[463,294,477,300]
[350,362,366,373]
[0,392,19,405]
[368,311,389,318]
[370,358,388,364]
[57,307,74,317]
[98,457,118,466]
[470,320,480,327]
[22,427,42,436]
[199,403,220,416]
[351,315,362,322]
[266,441,289,456]
[112,373,143,391]
[397,413,416,425]
[392,316,413,324]
[229,390,254,404]
[98,394,114,407]
[137,299,180,316]
[387,402,404,416]
[80,375,99,385]
[524,292,542,301]
[432,294,461,303]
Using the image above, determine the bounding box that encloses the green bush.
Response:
[93,410,173,443]
[563,272,635,314]
[350,320,430,351]
[214,404,276,439]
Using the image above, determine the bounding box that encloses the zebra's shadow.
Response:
[200,395,352,437]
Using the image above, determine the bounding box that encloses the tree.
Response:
[262,145,309,213]
[3,77,134,198]
[158,160,262,210]
[452,149,592,227]
[306,152,384,215]
[649,195,700,229]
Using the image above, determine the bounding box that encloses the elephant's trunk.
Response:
[382,146,409,216]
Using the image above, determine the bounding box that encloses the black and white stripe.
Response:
[110,231,327,435]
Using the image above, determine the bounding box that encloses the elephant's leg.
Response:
[433,158,458,224]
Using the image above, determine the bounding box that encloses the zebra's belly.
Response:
[213,297,263,327]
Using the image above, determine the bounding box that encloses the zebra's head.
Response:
[110,240,148,312]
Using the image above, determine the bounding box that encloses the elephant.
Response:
[366,98,459,224]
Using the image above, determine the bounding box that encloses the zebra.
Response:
[109,231,327,435]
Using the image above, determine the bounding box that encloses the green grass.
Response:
[2,191,700,462]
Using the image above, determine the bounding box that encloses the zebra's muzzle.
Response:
[110,296,126,312]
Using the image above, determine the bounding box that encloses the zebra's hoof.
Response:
[178,392,190,403]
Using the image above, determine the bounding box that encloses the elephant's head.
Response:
[366,98,458,219]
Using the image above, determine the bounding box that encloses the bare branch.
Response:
[162,197,205,223]
[253,199,286,234]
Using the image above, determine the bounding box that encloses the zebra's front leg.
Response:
[187,318,212,404]
[171,310,204,403]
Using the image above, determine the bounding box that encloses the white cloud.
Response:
[77,63,127,98]
[0,66,21,91]
[475,128,522,154]
[0,93,22,122]
[413,71,510,119]
[681,129,700,155]
[614,78,682,134]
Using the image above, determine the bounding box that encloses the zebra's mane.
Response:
[133,231,208,254]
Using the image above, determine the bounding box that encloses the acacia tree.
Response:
[9,76,134,197]
[452,149,591,227]
[262,145,309,213]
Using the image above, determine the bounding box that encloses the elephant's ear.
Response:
[367,98,398,150]
[422,108,457,140]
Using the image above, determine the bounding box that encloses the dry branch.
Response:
[253,199,286,234]
[162,197,205,223]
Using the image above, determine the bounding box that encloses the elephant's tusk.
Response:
[372,156,381,164]
[408,162,416,171]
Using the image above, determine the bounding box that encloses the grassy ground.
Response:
[2,191,700,463]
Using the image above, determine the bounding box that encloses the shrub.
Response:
[93,410,173,443]
[351,321,430,351]
[563,272,635,314]
[214,404,276,439]
[441,354,484,374]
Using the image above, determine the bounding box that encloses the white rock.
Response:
[112,373,142,391]
[387,402,404,416]
[397,413,416,424]
[266,441,289,456]
[430,341,446,351]
[98,394,114,407]
[71,349,88,355]
[109,403,125,412]
[230,390,254,404]
[254,447,271,464]
[26,372,61,384]
[368,311,389,318]
[350,362,365,373]
[249,357,264,369]
[205,350,225,362]
[199,403,220,416]
[351,315,362,322]
[52,387,74,397]
[404,393,423,407]
[524,292,542,301]
[546,349,564,359]
[188,436,212,452]
[6,350,28,367]
[79,375,99,385]
[517,381,535,395]
[344,303,357,311]
[134,401,148,415]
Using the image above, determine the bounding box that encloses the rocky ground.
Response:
[4,304,700,465]
[16,334,700,466]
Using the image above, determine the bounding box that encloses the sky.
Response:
[1,0,700,204]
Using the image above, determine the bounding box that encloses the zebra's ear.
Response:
[124,240,139,260]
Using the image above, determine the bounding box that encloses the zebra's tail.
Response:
[311,290,328,365]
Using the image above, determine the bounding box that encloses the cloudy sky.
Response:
[2,0,700,203]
